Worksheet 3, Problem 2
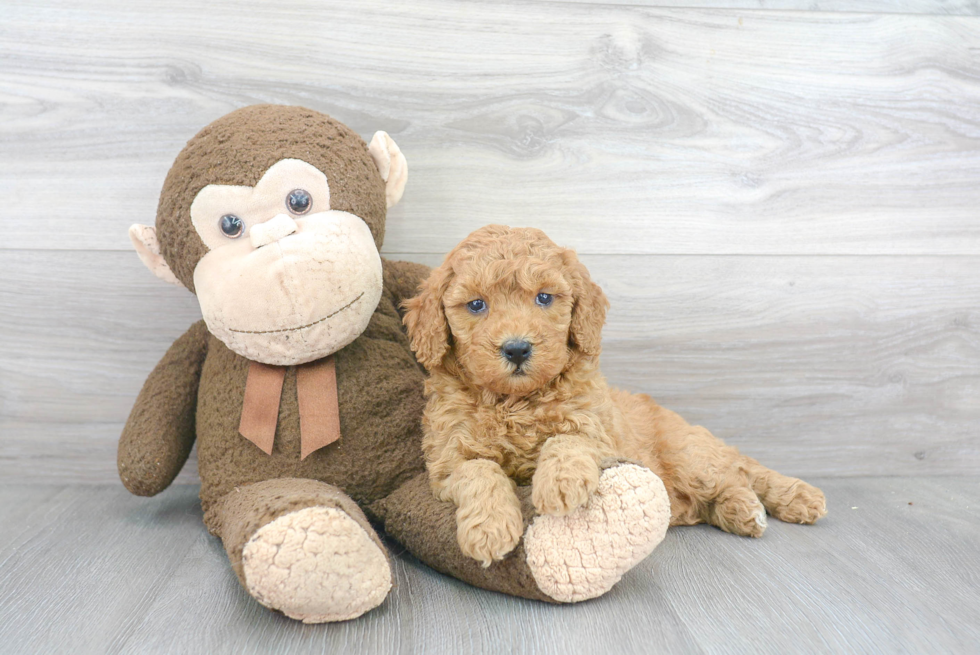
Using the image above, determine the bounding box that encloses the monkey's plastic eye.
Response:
[219,214,245,238]
[535,293,554,307]
[287,189,312,215]
[466,299,487,314]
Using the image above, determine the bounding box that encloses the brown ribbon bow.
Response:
[238,356,341,460]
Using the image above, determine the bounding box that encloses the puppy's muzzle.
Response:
[501,339,533,371]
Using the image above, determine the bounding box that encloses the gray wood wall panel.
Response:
[2,2,980,255]
[2,249,977,482]
[533,1,980,14]
[1,0,978,484]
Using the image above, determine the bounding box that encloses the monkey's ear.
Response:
[368,131,408,209]
[129,224,185,287]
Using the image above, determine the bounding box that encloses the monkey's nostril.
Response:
[501,339,532,367]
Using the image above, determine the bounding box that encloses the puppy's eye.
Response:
[535,293,554,307]
[219,214,245,238]
[466,299,487,314]
[286,189,312,215]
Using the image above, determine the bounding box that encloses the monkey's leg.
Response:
[206,478,392,623]
[370,460,670,604]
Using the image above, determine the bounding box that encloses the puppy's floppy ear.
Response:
[402,262,454,370]
[563,250,609,356]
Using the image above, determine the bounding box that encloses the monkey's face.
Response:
[130,105,408,366]
[190,159,383,365]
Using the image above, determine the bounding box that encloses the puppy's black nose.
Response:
[501,340,532,367]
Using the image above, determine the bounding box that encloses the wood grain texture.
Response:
[2,1,980,255]
[2,2,976,650]
[2,250,977,482]
[1,478,977,654]
[534,0,980,15]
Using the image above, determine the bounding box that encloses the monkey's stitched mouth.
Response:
[228,292,364,335]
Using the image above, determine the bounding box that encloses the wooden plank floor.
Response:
[1,477,977,654]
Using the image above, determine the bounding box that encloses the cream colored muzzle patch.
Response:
[250,214,298,248]
[190,159,331,251]
[194,211,383,366]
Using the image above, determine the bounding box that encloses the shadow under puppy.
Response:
[403,225,827,567]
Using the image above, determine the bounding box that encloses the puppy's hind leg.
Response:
[627,402,768,538]
[743,456,827,525]
[659,423,824,535]
[704,478,769,538]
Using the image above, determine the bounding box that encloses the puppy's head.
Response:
[403,225,608,395]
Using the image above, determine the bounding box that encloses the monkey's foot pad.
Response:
[242,506,391,623]
[524,463,671,603]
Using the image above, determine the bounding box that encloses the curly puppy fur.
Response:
[403,225,827,566]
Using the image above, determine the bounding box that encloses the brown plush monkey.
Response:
[120,104,670,623]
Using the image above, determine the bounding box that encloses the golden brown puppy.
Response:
[404,225,826,566]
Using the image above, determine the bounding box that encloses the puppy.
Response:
[403,225,826,566]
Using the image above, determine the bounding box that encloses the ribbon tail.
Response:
[239,361,286,455]
[297,355,342,460]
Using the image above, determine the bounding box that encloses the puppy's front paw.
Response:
[532,453,600,516]
[456,498,524,567]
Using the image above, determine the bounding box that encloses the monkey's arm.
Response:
[118,320,210,496]
[381,258,431,319]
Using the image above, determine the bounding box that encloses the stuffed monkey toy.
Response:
[120,104,671,623]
